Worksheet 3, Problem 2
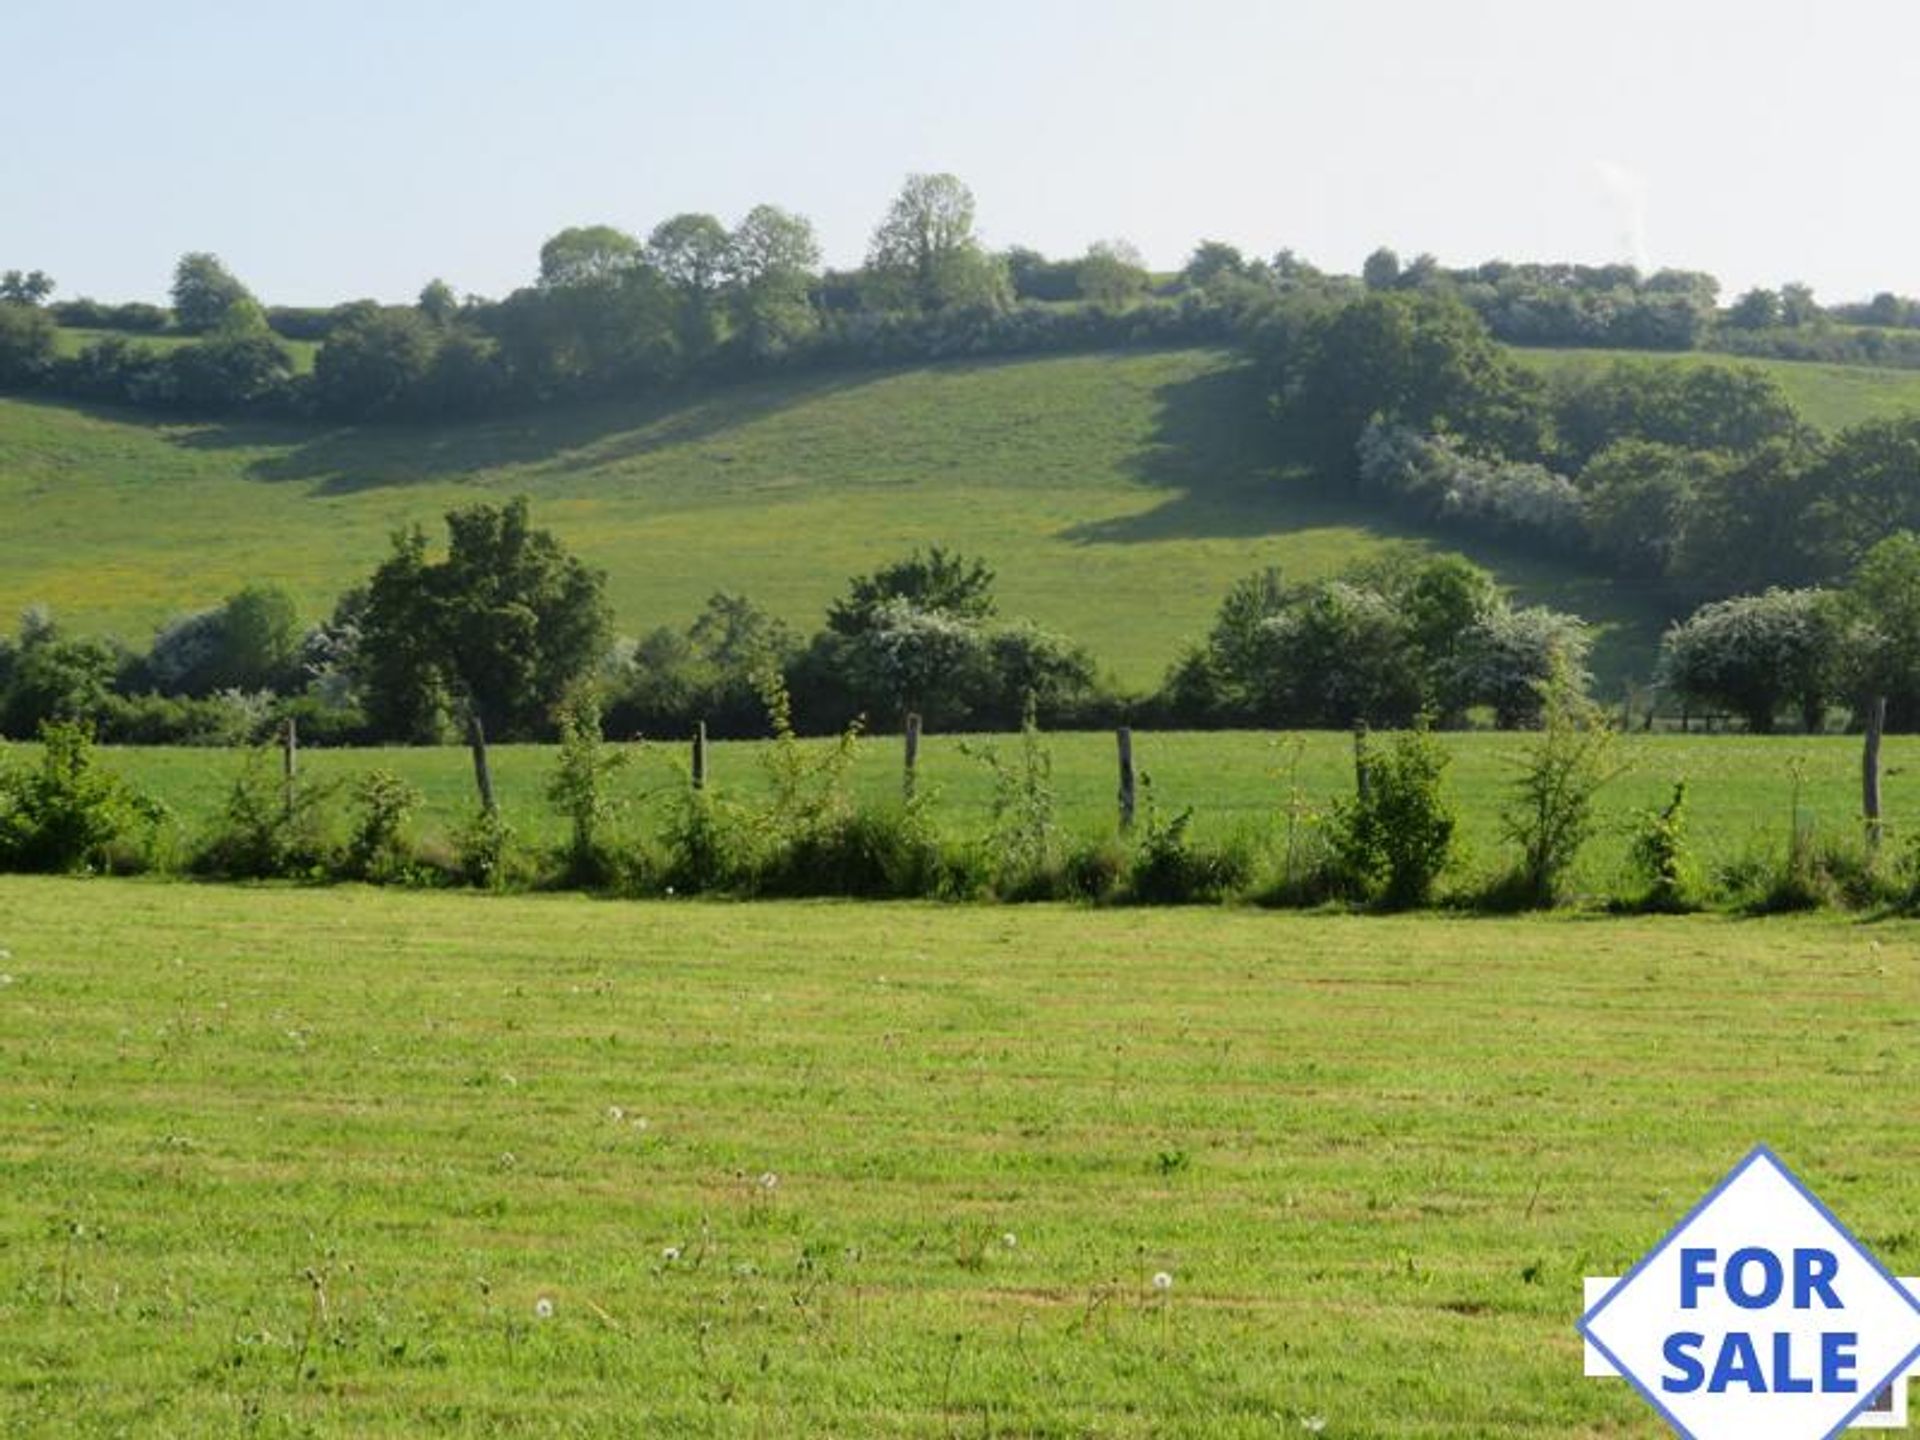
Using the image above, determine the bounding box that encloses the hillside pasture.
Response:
[0,349,1665,690]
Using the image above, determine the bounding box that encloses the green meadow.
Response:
[13,341,1920,696]
[0,347,1687,691]
[1,877,1914,1435]
[50,728,1919,897]
[1513,345,1920,431]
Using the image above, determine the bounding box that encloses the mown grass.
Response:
[0,348,1667,690]
[56,728,1920,898]
[0,878,1915,1435]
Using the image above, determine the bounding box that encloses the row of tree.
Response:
[0,497,1597,753]
[17,172,1920,422]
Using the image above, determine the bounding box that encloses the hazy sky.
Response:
[8,0,1914,307]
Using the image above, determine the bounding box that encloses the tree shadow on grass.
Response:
[1070,360,1675,687]
[161,368,886,496]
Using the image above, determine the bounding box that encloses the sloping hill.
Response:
[8,345,1918,692]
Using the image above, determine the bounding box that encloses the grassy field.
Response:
[9,344,1920,696]
[0,877,1915,1435]
[51,728,1920,897]
[50,326,320,374]
[1514,346,1920,430]
[0,348,1667,691]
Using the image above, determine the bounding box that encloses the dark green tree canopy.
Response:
[357,498,611,739]
[827,547,997,635]
[170,252,256,334]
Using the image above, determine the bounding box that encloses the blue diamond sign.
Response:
[1580,1147,1920,1439]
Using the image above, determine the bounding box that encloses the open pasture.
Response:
[1,878,1916,1435]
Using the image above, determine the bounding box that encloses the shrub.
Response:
[962,699,1061,899]
[758,798,948,899]
[1330,724,1457,908]
[1623,780,1698,912]
[1493,666,1623,907]
[546,694,630,886]
[343,770,421,883]
[0,722,165,873]
[454,806,516,890]
[192,751,335,879]
[1123,779,1251,904]
[660,786,755,895]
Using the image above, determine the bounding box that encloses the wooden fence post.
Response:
[1116,726,1136,832]
[903,712,921,799]
[1864,694,1887,851]
[691,720,708,791]
[281,715,298,820]
[466,711,496,815]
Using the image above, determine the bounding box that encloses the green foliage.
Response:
[1124,778,1252,904]
[0,302,57,388]
[453,804,515,890]
[1660,588,1835,732]
[546,694,630,884]
[1624,780,1697,912]
[193,750,334,880]
[1175,555,1588,730]
[343,769,421,883]
[1267,291,1543,474]
[660,785,754,895]
[827,546,996,635]
[169,252,255,335]
[864,174,1010,313]
[1331,725,1458,908]
[1495,667,1624,908]
[961,699,1060,899]
[0,722,163,873]
[1830,531,1920,716]
[357,498,611,741]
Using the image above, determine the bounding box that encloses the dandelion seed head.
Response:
[661,1245,681,1262]
[607,1105,625,1122]
[1152,1271,1174,1292]
[759,1171,779,1191]
[534,1296,554,1319]
[1301,1416,1328,1434]
[1001,1232,1018,1250]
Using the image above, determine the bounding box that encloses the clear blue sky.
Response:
[8,0,1914,307]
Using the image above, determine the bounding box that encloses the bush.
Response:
[1493,667,1623,907]
[343,770,421,883]
[546,695,630,886]
[757,798,949,898]
[0,722,165,873]
[1123,779,1251,904]
[1330,724,1457,908]
[660,786,755,894]
[454,806,517,890]
[962,700,1062,899]
[192,751,335,879]
[1623,780,1698,912]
